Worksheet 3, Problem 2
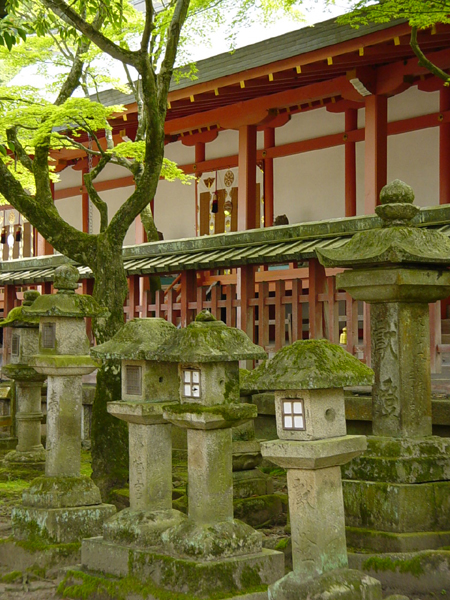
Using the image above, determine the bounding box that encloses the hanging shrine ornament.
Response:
[224,170,234,188]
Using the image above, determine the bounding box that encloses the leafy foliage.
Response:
[336,0,450,29]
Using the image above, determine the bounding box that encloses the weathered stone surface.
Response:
[164,402,257,429]
[252,392,275,415]
[268,568,382,600]
[274,389,347,442]
[187,427,233,524]
[12,503,116,543]
[82,536,284,597]
[348,549,450,597]
[343,479,450,533]
[262,435,366,470]
[22,475,102,508]
[22,265,108,320]
[103,507,187,547]
[241,339,373,393]
[346,528,450,553]
[149,310,267,363]
[232,441,263,471]
[91,317,177,361]
[342,436,450,484]
[234,494,287,528]
[162,518,262,560]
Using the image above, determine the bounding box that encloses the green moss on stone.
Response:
[1,570,23,583]
[362,555,425,577]
[164,402,257,422]
[241,339,374,392]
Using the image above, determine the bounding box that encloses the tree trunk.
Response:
[89,234,129,499]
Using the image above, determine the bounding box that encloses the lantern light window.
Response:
[42,323,56,349]
[183,369,201,398]
[11,334,19,356]
[126,365,142,396]
[282,399,305,431]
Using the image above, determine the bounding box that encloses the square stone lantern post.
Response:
[242,339,382,600]
[11,265,116,543]
[1,290,46,465]
[83,317,186,554]
[317,180,450,552]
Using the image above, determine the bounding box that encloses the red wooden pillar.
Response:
[345,109,357,217]
[127,275,140,321]
[440,88,450,205]
[37,183,54,256]
[195,142,205,236]
[237,264,255,340]
[2,284,16,365]
[364,95,387,215]
[82,168,90,234]
[308,258,326,339]
[264,128,275,227]
[180,270,197,327]
[238,125,257,231]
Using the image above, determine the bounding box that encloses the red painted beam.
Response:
[364,95,387,214]
[345,109,358,217]
[238,125,257,230]
[440,87,450,205]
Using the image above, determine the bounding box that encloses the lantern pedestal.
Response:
[11,266,116,544]
[101,400,187,546]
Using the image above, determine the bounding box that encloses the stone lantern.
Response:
[86,317,186,549]
[317,180,450,552]
[81,311,284,598]
[1,290,46,465]
[241,339,382,600]
[158,311,285,592]
[11,264,116,543]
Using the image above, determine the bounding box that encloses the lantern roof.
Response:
[317,180,450,268]
[91,318,177,360]
[0,290,40,328]
[150,310,267,363]
[241,339,374,391]
[22,265,108,319]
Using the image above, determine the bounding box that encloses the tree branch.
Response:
[410,26,450,84]
[157,0,190,106]
[141,0,154,53]
[84,154,111,232]
[41,0,139,68]
[0,158,95,264]
[6,128,34,173]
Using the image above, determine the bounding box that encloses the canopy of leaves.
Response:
[336,0,450,29]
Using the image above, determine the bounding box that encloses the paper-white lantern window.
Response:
[282,399,305,431]
[183,369,201,399]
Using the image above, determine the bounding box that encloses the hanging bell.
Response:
[1,228,6,244]
[15,225,22,243]
[224,198,233,216]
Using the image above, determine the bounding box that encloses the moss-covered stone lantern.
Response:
[1,290,46,465]
[81,311,284,598]
[86,318,186,549]
[317,180,450,553]
[11,264,116,544]
[242,339,382,600]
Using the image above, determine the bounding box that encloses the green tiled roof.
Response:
[94,16,405,107]
[0,204,449,285]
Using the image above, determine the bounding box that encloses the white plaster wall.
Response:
[206,130,239,160]
[55,195,82,231]
[388,87,439,122]
[54,166,81,190]
[164,140,194,164]
[273,145,345,223]
[153,178,196,240]
[92,162,131,183]
[90,185,137,246]
[388,128,439,206]
[276,108,345,145]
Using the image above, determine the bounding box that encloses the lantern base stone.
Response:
[4,447,46,465]
[268,567,382,600]
[81,536,284,597]
[161,518,262,560]
[11,503,116,544]
[22,475,103,508]
[342,436,450,484]
[102,507,187,547]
